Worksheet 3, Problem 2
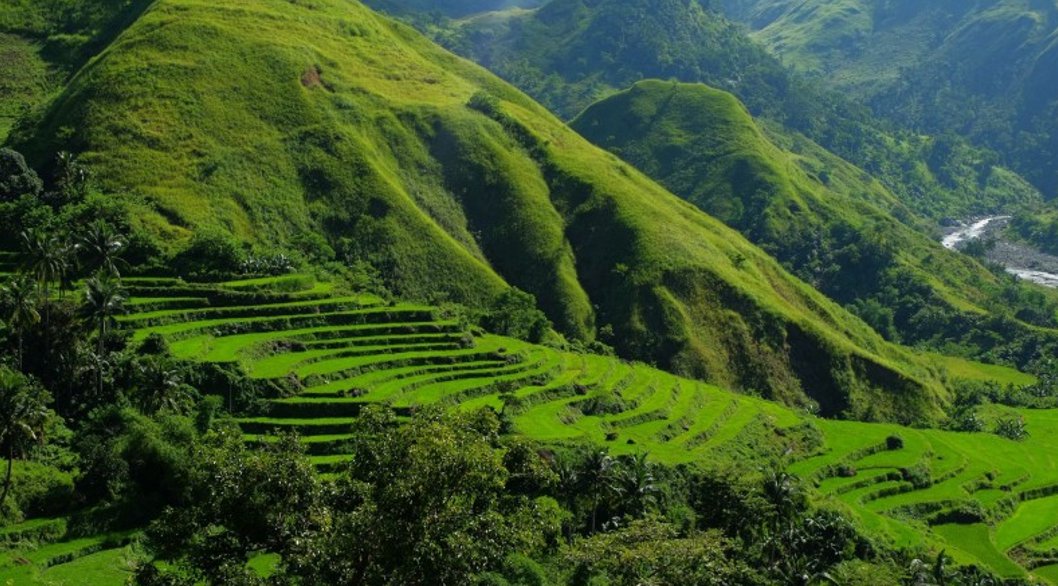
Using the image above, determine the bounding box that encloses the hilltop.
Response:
[389,0,1043,219]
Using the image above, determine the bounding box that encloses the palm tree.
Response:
[78,221,127,278]
[20,230,75,300]
[81,274,127,356]
[610,453,657,518]
[81,275,126,398]
[0,277,40,371]
[581,450,615,533]
[0,368,50,508]
[54,151,89,203]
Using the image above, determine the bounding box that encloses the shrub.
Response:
[9,461,76,519]
[0,148,43,201]
[994,416,1028,441]
[484,288,550,343]
[171,229,246,279]
[885,435,904,450]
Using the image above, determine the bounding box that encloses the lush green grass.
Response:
[933,524,1024,579]
[36,547,135,586]
[5,0,969,421]
[0,532,134,585]
[98,278,1058,579]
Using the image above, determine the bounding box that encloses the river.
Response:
[942,216,1058,289]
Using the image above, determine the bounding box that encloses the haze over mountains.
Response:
[721,0,1058,198]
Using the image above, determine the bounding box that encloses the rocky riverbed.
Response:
[942,216,1058,288]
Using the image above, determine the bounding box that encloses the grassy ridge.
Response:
[112,274,1058,582]
[406,0,1041,219]
[8,0,957,418]
[571,80,1058,362]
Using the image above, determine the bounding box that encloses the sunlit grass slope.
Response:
[571,80,1058,349]
[115,274,1058,582]
[12,0,956,419]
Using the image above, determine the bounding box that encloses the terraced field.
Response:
[28,273,1053,582]
[0,518,135,585]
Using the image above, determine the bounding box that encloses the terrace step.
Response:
[0,518,67,551]
[137,307,439,342]
[248,433,357,456]
[310,454,355,473]
[122,295,381,327]
[236,417,359,435]
[267,398,376,419]
[249,342,468,378]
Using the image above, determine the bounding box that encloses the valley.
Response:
[944,216,1058,289]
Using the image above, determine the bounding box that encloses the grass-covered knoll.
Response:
[5,0,962,419]
[719,0,1058,199]
[120,275,1058,581]
[402,0,1041,218]
[571,80,1058,367]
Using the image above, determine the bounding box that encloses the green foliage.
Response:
[142,408,564,585]
[0,367,54,520]
[485,288,551,343]
[171,230,246,281]
[993,416,1027,441]
[0,147,42,200]
[565,519,755,585]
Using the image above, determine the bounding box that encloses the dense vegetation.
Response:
[1012,209,1058,256]
[571,80,1058,371]
[720,0,1058,200]
[0,211,1053,583]
[394,0,1042,219]
[1,0,963,419]
[3,0,1058,584]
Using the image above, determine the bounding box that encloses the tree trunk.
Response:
[0,445,13,510]
[16,332,22,372]
[98,320,105,397]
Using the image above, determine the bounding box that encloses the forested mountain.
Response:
[720,0,1058,198]
[571,80,1058,364]
[388,0,1043,218]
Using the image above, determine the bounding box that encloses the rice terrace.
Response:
[5,0,1058,584]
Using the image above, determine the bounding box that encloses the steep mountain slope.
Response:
[572,81,1058,362]
[6,0,950,419]
[720,0,1058,198]
[399,0,1042,218]
[0,0,153,140]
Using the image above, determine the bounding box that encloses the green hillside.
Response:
[571,80,1058,366]
[720,0,1058,199]
[8,273,1053,582]
[401,0,1042,218]
[2,0,1058,584]
[2,0,956,419]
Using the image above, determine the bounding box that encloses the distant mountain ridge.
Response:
[720,0,1058,198]
[572,80,1058,370]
